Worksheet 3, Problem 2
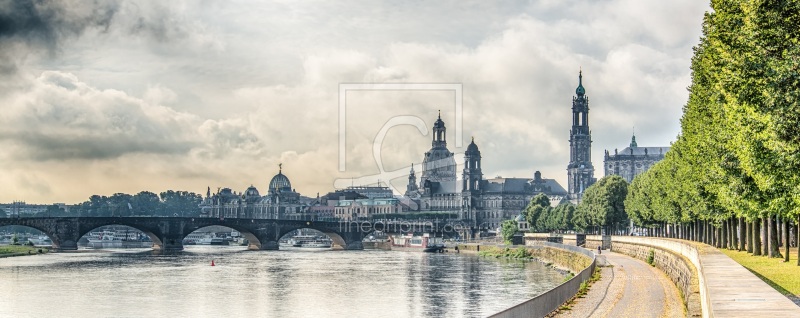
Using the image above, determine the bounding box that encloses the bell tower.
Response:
[567,70,595,201]
[462,137,482,193]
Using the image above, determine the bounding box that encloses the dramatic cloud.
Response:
[0,71,199,160]
[0,1,709,203]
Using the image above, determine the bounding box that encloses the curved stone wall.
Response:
[453,243,596,318]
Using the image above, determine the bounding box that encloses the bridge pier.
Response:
[153,231,185,251]
[345,241,363,250]
[57,240,79,251]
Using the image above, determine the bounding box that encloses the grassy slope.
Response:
[720,248,800,296]
[0,245,45,255]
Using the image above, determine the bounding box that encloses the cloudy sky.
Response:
[0,0,709,204]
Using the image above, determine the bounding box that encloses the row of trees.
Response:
[13,191,203,218]
[622,0,800,263]
[523,176,628,235]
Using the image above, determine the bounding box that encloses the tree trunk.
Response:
[753,218,762,256]
[730,218,736,249]
[769,215,782,258]
[695,220,700,241]
[739,217,746,251]
[785,219,790,262]
[722,220,728,249]
[762,217,769,256]
[746,220,753,253]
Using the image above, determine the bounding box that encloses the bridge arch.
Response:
[76,222,161,249]
[278,225,368,250]
[0,224,54,246]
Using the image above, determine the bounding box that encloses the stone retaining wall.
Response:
[454,242,595,318]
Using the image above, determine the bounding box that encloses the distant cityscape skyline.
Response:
[0,1,708,203]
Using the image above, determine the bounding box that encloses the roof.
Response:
[269,172,292,191]
[466,138,480,155]
[482,177,568,195]
[610,146,670,157]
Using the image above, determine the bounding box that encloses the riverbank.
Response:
[0,245,49,258]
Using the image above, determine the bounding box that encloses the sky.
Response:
[0,0,710,204]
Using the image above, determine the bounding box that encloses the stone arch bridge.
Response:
[0,217,462,251]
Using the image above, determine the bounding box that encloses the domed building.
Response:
[243,185,261,203]
[199,164,308,219]
[420,111,457,186]
[403,113,568,237]
[265,164,300,204]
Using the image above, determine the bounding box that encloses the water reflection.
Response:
[0,247,564,317]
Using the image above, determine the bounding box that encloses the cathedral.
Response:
[404,113,568,232]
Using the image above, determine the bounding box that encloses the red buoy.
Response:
[211,260,215,266]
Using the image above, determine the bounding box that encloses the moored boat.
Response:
[389,233,445,253]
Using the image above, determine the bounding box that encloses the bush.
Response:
[646,249,655,266]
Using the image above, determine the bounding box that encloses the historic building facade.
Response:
[567,71,596,202]
[604,135,670,182]
[199,165,311,219]
[404,115,568,232]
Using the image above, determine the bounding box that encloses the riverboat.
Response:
[389,233,445,253]
[287,235,332,248]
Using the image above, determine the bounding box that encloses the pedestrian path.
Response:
[556,251,684,318]
[698,244,800,317]
[557,237,800,318]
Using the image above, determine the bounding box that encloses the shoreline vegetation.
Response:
[0,245,50,258]
[477,246,574,276]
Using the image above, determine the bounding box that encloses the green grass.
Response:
[720,248,800,297]
[0,245,47,255]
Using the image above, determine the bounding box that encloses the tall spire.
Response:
[576,69,585,96]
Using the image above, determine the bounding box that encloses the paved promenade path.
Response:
[557,251,684,318]
[699,245,800,317]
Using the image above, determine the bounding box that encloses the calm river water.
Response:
[0,246,564,317]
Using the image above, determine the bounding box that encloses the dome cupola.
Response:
[466,137,480,155]
[575,70,585,96]
[269,164,292,192]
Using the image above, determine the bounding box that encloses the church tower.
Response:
[420,111,457,185]
[567,70,595,201]
[405,164,418,195]
[462,137,482,193]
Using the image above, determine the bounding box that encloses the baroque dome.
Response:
[269,168,292,191]
[466,137,480,155]
[433,112,445,129]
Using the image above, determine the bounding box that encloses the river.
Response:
[0,246,565,317]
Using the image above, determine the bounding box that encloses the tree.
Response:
[108,193,133,217]
[574,175,628,234]
[44,204,65,217]
[524,193,551,231]
[500,219,518,245]
[160,190,202,217]
[131,191,162,216]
